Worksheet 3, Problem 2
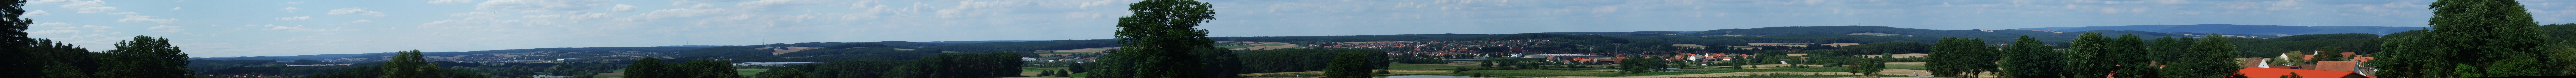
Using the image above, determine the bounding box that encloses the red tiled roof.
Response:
[2351,57,2374,63]
[2240,67,2372,78]
[2302,55,2316,60]
[2313,61,2358,71]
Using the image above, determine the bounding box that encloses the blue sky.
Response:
[16,0,2573,57]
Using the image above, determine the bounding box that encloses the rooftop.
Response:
[1524,54,1603,57]
[2241,67,2373,78]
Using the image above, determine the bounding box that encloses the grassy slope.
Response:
[1455,70,1620,77]
[1660,74,1910,78]
[1390,64,1476,70]
[736,69,770,77]
[1457,66,1863,77]
[1218,45,1261,49]
[1593,67,1853,77]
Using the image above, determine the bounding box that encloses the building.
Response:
[732,62,824,66]
[2312,61,2359,71]
[556,58,581,61]
[2239,67,2374,78]
[511,59,543,62]
[1520,54,1607,63]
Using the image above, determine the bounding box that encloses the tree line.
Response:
[760,52,1026,78]
[2368,0,2576,77]
[1926,32,2246,78]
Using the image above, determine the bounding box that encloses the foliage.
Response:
[1926,37,1997,78]
[1999,35,2064,78]
[1847,56,1885,75]
[1831,42,1931,56]
[2372,0,2570,77]
[2164,34,2244,78]
[757,69,814,78]
[374,51,442,78]
[1328,53,1375,78]
[1235,49,1389,74]
[1099,0,1224,78]
[2063,32,2112,78]
[766,52,1025,78]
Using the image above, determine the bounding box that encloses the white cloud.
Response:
[148,25,178,30]
[105,12,135,15]
[263,25,334,32]
[670,0,748,5]
[636,7,732,20]
[34,22,71,26]
[169,7,182,10]
[59,0,116,13]
[275,16,311,20]
[52,25,112,29]
[350,20,376,23]
[28,30,80,35]
[279,7,300,12]
[429,0,475,4]
[23,10,45,16]
[116,15,179,23]
[611,4,636,12]
[736,0,831,12]
[475,0,614,12]
[149,25,183,33]
[329,8,388,16]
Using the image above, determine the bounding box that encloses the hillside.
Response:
[2017,24,2423,35]
[205,24,2419,63]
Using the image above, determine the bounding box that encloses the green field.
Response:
[1885,64,1926,70]
[1390,64,1476,70]
[1454,70,1621,77]
[1452,66,1863,77]
[1593,67,1853,77]
[1218,45,1260,49]
[1024,67,1070,72]
[1661,74,1909,78]
[737,69,771,77]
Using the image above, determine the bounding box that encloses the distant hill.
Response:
[917,40,1049,43]
[654,45,736,47]
[2018,24,2422,35]
[218,24,2395,61]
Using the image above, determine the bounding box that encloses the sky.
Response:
[15,0,2574,57]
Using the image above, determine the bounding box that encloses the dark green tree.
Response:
[2311,46,2345,61]
[2111,34,2158,78]
[1928,37,1996,78]
[2164,34,2243,78]
[0,0,33,77]
[1849,56,1883,75]
[379,50,442,78]
[624,58,668,78]
[95,36,191,78]
[1107,0,1222,77]
[2000,35,2062,78]
[2374,0,2565,77]
[1326,53,1373,78]
[759,68,813,78]
[2063,32,2112,78]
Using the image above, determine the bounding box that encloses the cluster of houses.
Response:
[2237,50,2380,78]
[1502,53,1759,64]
